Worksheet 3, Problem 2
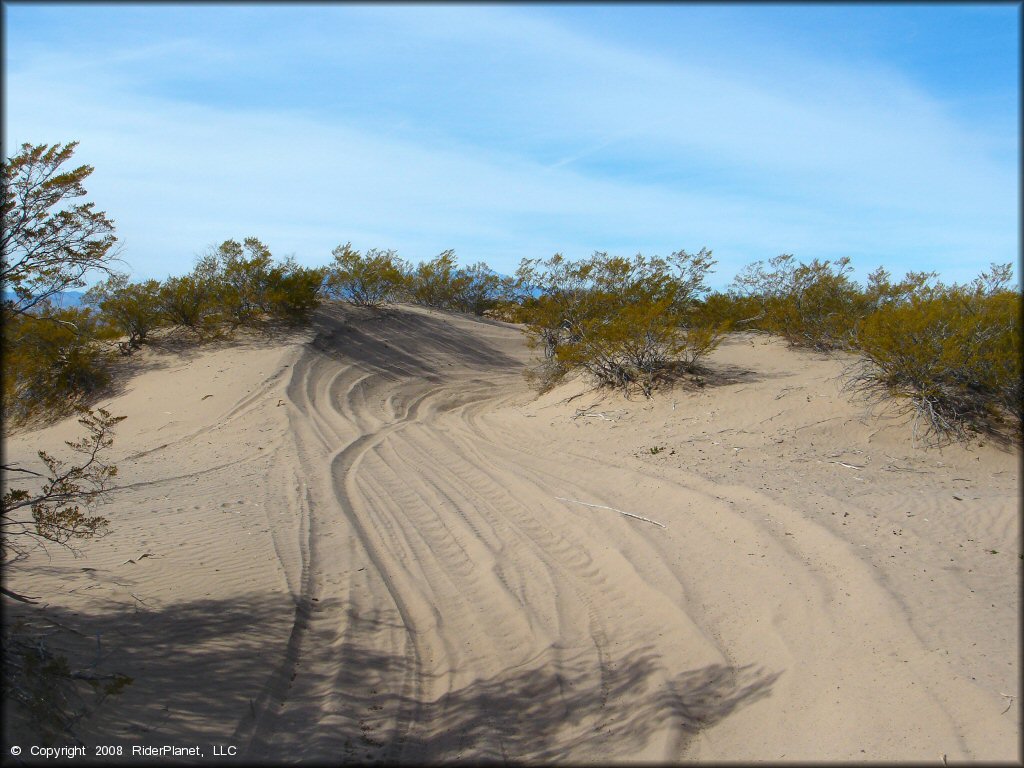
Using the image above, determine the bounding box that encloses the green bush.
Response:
[215,237,279,325]
[517,249,723,396]
[687,291,757,333]
[84,274,164,350]
[732,254,865,351]
[325,243,406,307]
[158,273,220,333]
[206,237,325,325]
[1,142,118,318]
[407,249,470,310]
[851,264,1021,443]
[398,252,521,318]
[3,306,112,422]
[266,258,327,322]
[455,262,504,316]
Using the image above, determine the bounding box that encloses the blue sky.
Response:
[3,3,1019,289]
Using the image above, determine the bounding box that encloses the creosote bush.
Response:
[2,405,131,743]
[326,242,407,307]
[267,258,328,322]
[3,306,113,422]
[848,264,1021,444]
[84,274,164,350]
[187,237,326,327]
[719,254,1021,443]
[1,142,119,317]
[516,249,724,397]
[455,262,511,316]
[216,237,281,325]
[158,273,219,334]
[407,249,469,310]
[731,254,866,351]
[2,407,125,563]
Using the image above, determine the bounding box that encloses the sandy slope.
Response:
[3,303,1019,763]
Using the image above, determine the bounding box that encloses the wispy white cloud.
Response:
[3,5,1017,287]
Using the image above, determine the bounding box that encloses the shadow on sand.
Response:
[308,303,525,382]
[4,592,779,765]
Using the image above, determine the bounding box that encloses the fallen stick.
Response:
[999,692,1015,715]
[572,407,617,421]
[555,497,666,529]
[1,586,39,604]
[828,461,864,470]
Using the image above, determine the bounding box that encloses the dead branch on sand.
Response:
[555,497,666,528]
[572,406,621,422]
[827,461,864,470]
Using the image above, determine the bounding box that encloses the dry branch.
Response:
[828,461,864,470]
[572,407,620,422]
[555,496,666,528]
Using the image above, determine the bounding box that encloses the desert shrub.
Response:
[265,258,327,322]
[515,253,593,361]
[407,249,471,310]
[3,306,112,422]
[454,262,505,316]
[517,249,723,396]
[486,299,530,323]
[2,406,125,562]
[84,274,164,350]
[1,140,122,421]
[325,243,406,307]
[215,237,280,325]
[1,142,119,318]
[861,266,937,312]
[732,254,866,351]
[687,291,760,333]
[204,237,325,326]
[484,273,530,322]
[850,263,1021,443]
[158,273,220,333]
[1,395,127,758]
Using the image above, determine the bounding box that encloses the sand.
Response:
[3,302,1019,762]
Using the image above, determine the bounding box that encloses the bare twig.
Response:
[999,692,1015,715]
[1,585,40,603]
[555,497,666,528]
[572,407,619,422]
[828,461,864,470]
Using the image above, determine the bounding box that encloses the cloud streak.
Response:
[4,5,1017,287]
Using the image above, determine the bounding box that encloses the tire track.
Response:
[243,310,774,761]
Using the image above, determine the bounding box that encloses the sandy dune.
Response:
[4,303,1019,762]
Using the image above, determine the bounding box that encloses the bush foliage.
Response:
[406,249,469,310]
[326,243,407,307]
[84,274,164,350]
[2,233,330,421]
[2,407,125,563]
[720,253,1020,442]
[849,264,1020,443]
[1,142,119,317]
[158,273,219,334]
[730,254,866,351]
[515,249,724,396]
[3,306,113,421]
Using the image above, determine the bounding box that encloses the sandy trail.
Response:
[3,303,1018,762]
